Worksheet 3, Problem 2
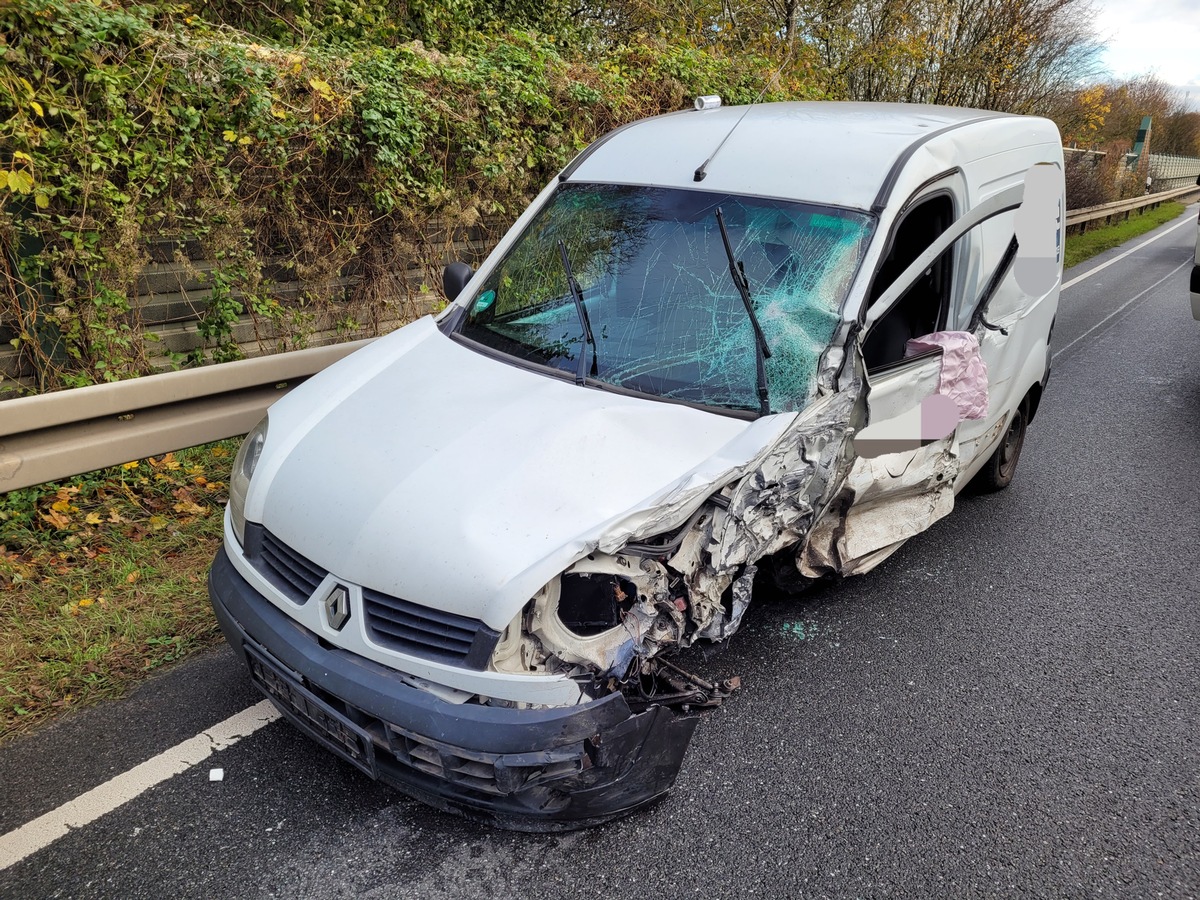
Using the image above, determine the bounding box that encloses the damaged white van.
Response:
[208,101,1064,829]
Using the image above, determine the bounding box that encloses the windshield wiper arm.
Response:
[715,207,771,416]
[557,239,598,385]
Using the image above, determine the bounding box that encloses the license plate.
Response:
[244,641,378,779]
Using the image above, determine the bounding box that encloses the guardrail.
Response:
[1066,183,1200,232]
[0,339,370,492]
[4,179,1200,494]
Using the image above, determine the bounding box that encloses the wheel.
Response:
[972,397,1029,492]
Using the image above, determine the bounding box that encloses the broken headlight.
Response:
[556,572,637,636]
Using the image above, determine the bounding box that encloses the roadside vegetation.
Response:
[0,444,232,741]
[1063,201,1188,269]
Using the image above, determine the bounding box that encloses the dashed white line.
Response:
[1053,259,1192,361]
[0,700,279,872]
[1062,208,1197,291]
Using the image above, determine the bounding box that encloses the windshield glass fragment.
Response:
[458,184,874,414]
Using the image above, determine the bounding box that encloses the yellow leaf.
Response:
[78,598,94,607]
[7,170,34,194]
[148,515,168,531]
[308,77,334,99]
[126,570,140,583]
[51,499,75,513]
[122,461,140,470]
[237,135,253,146]
[34,191,49,209]
[84,512,103,525]
[12,150,31,162]
[29,100,43,116]
[270,106,287,120]
[222,129,237,142]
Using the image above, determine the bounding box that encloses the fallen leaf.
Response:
[78,598,94,608]
[126,571,140,584]
[84,512,103,525]
[40,510,71,529]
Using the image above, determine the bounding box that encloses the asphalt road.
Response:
[3,205,1199,899]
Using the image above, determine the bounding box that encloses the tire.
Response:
[972,397,1029,493]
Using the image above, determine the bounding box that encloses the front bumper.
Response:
[208,546,698,831]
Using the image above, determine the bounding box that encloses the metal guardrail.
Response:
[0,339,371,492]
[1066,184,1200,231]
[3,179,1200,494]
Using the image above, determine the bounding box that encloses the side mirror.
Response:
[442,262,474,301]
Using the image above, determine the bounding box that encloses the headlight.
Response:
[228,415,268,546]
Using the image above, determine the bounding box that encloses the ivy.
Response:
[0,0,822,391]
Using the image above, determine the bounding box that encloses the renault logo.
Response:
[323,585,350,631]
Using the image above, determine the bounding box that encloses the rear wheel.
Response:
[972,397,1029,492]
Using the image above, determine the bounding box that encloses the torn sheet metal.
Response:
[510,343,965,680]
[800,434,959,578]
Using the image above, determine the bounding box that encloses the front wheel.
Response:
[972,397,1029,492]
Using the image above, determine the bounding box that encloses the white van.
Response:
[208,101,1064,830]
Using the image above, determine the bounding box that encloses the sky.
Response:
[1092,0,1200,109]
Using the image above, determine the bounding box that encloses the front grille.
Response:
[259,528,325,604]
[362,587,498,667]
[245,524,500,669]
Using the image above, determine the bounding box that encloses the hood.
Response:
[254,319,786,630]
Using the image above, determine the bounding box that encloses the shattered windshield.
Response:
[458,184,874,414]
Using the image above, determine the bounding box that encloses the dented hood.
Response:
[253,319,788,631]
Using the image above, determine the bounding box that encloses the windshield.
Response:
[457,184,874,414]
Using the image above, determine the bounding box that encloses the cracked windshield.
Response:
[459,183,874,413]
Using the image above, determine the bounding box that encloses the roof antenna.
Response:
[693,44,795,183]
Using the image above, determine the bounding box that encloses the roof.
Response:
[564,101,1017,211]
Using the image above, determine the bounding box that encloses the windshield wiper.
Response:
[557,239,599,385]
[715,207,772,416]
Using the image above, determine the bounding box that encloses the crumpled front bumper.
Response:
[208,546,698,831]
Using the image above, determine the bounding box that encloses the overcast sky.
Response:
[1092,0,1200,108]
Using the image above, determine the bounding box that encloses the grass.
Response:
[1064,201,1188,269]
[0,444,237,742]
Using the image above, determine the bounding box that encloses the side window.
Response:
[862,194,954,370]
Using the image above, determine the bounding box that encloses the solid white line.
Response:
[1062,208,1197,291]
[1053,260,1191,361]
[0,699,280,872]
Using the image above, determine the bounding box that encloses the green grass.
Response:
[0,443,237,742]
[1064,201,1188,269]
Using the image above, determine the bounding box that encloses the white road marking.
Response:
[1053,260,1192,361]
[1062,208,1197,291]
[0,700,279,872]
